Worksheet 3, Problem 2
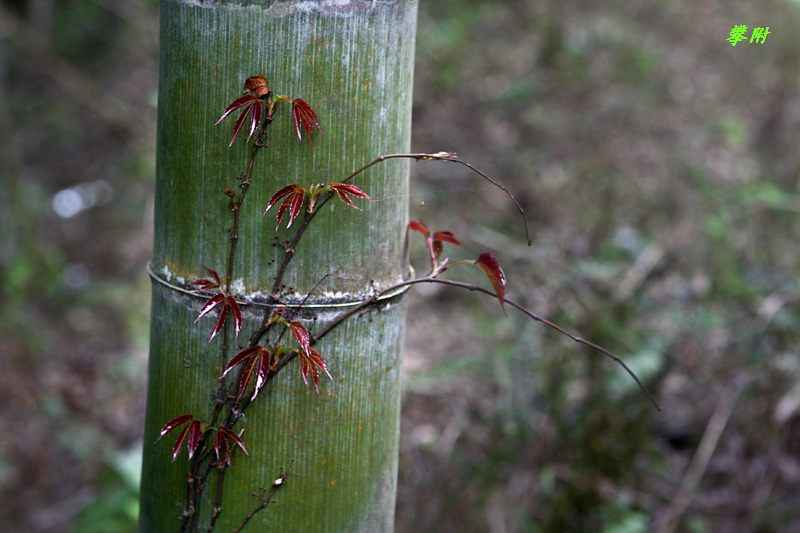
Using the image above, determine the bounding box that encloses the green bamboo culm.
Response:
[140,1,418,531]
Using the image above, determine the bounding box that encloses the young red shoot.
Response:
[472,252,509,315]
[192,267,243,342]
[156,414,205,462]
[298,346,332,394]
[221,346,273,402]
[329,182,373,210]
[214,427,249,466]
[408,225,507,313]
[409,220,462,272]
[291,98,322,145]
[290,321,332,393]
[191,267,222,291]
[216,95,262,147]
[264,184,307,229]
[216,75,270,147]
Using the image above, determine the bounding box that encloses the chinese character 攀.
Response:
[727,25,749,46]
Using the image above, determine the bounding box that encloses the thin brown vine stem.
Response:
[337,153,532,245]
[184,103,275,533]
[266,196,329,300]
[230,478,284,533]
[224,113,273,296]
[311,275,660,411]
[209,464,227,530]
[247,192,337,348]
[180,445,212,532]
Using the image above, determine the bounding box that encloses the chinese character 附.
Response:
[750,27,770,44]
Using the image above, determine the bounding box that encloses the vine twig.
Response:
[338,152,532,245]
[313,275,661,411]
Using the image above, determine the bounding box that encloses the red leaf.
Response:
[196,295,241,343]
[213,426,249,466]
[236,359,258,401]
[298,346,332,394]
[409,220,430,238]
[285,187,305,227]
[291,98,322,145]
[216,95,256,124]
[221,346,272,402]
[213,430,229,465]
[231,99,262,147]
[432,231,461,246]
[226,296,242,339]
[265,184,297,211]
[264,184,306,229]
[290,321,311,353]
[207,268,221,285]
[208,298,229,343]
[251,354,270,401]
[474,252,509,315]
[432,240,443,258]
[191,267,222,291]
[216,94,262,147]
[195,293,224,322]
[219,426,249,456]
[219,427,250,455]
[192,278,217,290]
[431,231,461,259]
[155,415,206,462]
[172,423,192,462]
[237,350,272,402]
[222,346,260,378]
[247,98,263,142]
[186,419,203,459]
[156,414,194,441]
[329,183,373,211]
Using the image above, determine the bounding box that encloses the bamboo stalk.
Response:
[140,2,417,530]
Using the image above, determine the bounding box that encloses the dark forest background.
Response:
[2,0,800,531]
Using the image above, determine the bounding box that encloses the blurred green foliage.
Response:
[1,0,154,530]
[400,0,800,531]
[71,445,141,533]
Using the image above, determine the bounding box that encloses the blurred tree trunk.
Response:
[139,1,417,531]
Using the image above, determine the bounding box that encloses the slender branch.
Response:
[209,464,227,530]
[265,192,335,303]
[248,192,341,348]
[338,152,532,245]
[429,278,661,411]
[312,274,661,411]
[231,473,287,533]
[225,113,273,296]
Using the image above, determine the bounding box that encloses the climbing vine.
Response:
[153,75,659,532]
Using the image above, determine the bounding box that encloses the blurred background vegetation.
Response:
[2,0,800,531]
